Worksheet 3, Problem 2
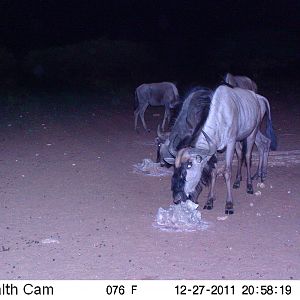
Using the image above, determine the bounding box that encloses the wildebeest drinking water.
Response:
[224,73,258,92]
[169,85,277,214]
[134,82,180,132]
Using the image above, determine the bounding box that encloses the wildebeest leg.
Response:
[233,142,243,189]
[261,134,271,181]
[161,106,170,131]
[224,142,236,214]
[252,131,271,182]
[251,133,262,180]
[140,103,150,132]
[245,132,256,194]
[204,167,217,210]
[134,108,139,132]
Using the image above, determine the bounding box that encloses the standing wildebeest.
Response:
[134,82,180,132]
[157,86,273,186]
[224,73,275,184]
[169,85,276,214]
[224,73,258,92]
[155,87,212,166]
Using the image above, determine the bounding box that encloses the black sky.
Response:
[0,0,299,51]
[0,0,299,84]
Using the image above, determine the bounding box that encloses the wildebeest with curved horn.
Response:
[155,87,212,166]
[134,82,180,132]
[224,73,258,92]
[158,86,274,186]
[169,85,277,214]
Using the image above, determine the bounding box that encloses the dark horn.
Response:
[168,134,178,157]
[157,124,164,139]
[202,130,217,155]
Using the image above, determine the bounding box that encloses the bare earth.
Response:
[1,88,300,280]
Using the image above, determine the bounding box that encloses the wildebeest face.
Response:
[171,148,210,204]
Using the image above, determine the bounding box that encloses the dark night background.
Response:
[0,0,299,100]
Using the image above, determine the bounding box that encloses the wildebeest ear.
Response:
[164,157,175,165]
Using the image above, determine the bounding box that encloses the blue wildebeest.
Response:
[223,73,274,184]
[168,85,277,214]
[224,73,258,92]
[155,87,212,166]
[134,82,180,132]
[158,86,273,187]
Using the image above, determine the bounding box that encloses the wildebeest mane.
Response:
[220,81,234,89]
[186,101,211,148]
[172,87,212,151]
[183,89,213,150]
[189,86,221,147]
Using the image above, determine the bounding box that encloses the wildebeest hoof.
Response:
[251,173,259,180]
[225,203,234,215]
[203,198,214,210]
[247,184,254,194]
[261,173,267,182]
[225,207,234,215]
[233,181,240,189]
[147,129,151,133]
[203,204,213,210]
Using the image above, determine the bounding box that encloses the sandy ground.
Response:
[0,88,300,280]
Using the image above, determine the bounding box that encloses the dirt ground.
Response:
[0,87,300,280]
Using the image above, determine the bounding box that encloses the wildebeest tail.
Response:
[134,89,139,111]
[263,97,277,150]
[241,139,247,163]
[266,117,277,150]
